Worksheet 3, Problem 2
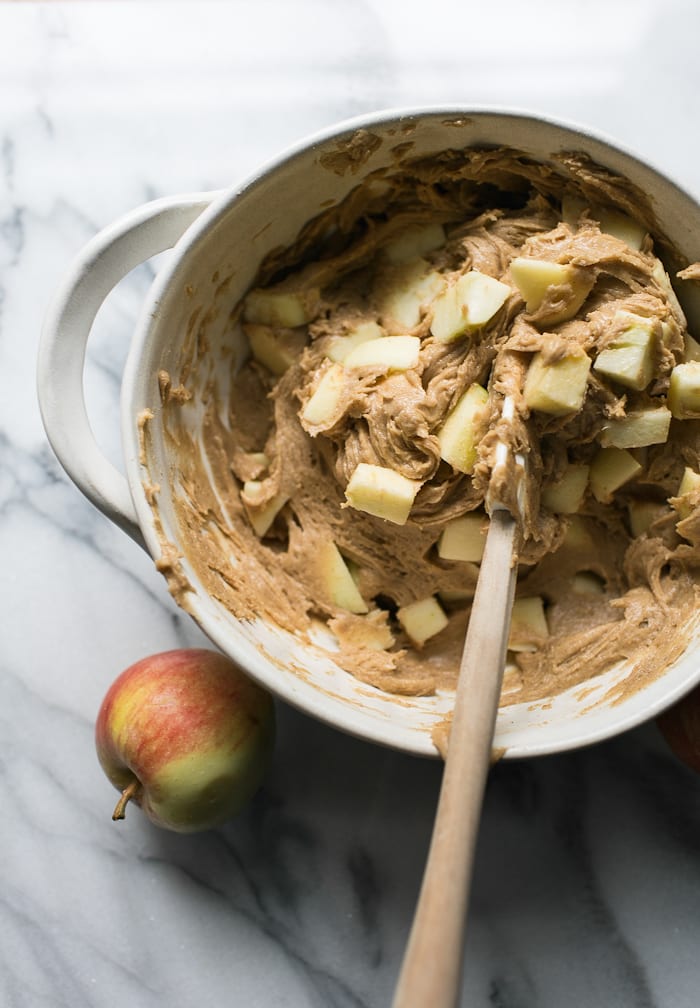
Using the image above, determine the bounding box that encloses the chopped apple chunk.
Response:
[326,321,384,363]
[599,406,672,449]
[234,450,270,483]
[683,332,700,363]
[317,541,368,614]
[437,512,488,563]
[598,211,646,251]
[541,463,589,514]
[437,383,488,474]
[397,595,449,647]
[660,321,674,348]
[508,596,548,652]
[345,463,420,525]
[589,446,642,503]
[383,222,446,264]
[593,313,656,391]
[673,466,700,520]
[669,361,700,418]
[243,324,307,376]
[678,466,700,498]
[244,285,319,328]
[501,661,523,698]
[627,499,668,537]
[430,270,511,343]
[241,481,289,538]
[376,258,445,331]
[301,364,345,427]
[344,335,420,371]
[509,257,594,324]
[561,196,646,250]
[523,349,591,416]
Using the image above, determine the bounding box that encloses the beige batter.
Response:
[153,147,700,709]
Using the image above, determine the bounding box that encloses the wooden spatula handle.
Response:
[391,508,517,1008]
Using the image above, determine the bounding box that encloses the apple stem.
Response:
[112,779,142,821]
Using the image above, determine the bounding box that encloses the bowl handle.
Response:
[38,191,219,547]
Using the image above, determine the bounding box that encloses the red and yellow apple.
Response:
[95,649,275,832]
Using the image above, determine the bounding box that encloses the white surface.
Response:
[4,2,700,1006]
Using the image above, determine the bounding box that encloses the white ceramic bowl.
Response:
[38,107,700,758]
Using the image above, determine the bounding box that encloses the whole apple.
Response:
[657,684,700,774]
[95,648,275,832]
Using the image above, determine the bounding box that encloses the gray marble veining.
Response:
[2,2,700,1005]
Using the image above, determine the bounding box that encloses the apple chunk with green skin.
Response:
[345,463,420,525]
[316,541,368,614]
[669,362,700,418]
[95,649,275,833]
[509,257,594,324]
[523,349,591,416]
[593,313,656,391]
[437,382,489,474]
[241,481,289,538]
[397,595,449,647]
[430,270,511,343]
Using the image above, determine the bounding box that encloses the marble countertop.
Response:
[3,1,700,1005]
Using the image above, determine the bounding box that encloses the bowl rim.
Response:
[122,104,700,758]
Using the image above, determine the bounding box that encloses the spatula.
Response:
[391,397,525,1008]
